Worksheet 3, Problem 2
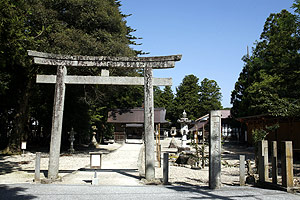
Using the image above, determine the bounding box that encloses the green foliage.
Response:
[252,129,268,145]
[0,0,142,150]
[154,86,175,122]
[252,123,280,146]
[174,75,200,120]
[199,78,222,116]
[231,8,300,118]
[173,75,222,122]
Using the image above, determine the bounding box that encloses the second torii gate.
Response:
[27,50,181,181]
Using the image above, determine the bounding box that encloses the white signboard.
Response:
[21,142,27,150]
[90,152,102,169]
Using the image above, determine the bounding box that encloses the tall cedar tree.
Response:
[174,75,201,121]
[231,8,300,118]
[0,0,142,151]
[199,78,222,116]
[154,86,175,122]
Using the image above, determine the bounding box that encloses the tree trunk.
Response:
[9,76,34,152]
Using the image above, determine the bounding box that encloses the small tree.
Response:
[252,123,280,169]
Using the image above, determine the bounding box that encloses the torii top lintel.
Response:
[27,50,182,69]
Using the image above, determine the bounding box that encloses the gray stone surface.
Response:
[28,50,182,68]
[240,155,245,186]
[48,65,67,180]
[28,50,182,183]
[209,110,221,189]
[281,141,294,188]
[144,67,155,180]
[258,140,268,182]
[34,152,41,182]
[1,184,299,200]
[37,75,172,86]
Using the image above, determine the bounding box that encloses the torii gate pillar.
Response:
[48,65,67,179]
[144,67,155,180]
[28,50,181,181]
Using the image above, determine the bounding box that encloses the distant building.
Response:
[190,110,243,142]
[107,108,169,143]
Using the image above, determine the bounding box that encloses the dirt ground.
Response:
[1,137,297,187]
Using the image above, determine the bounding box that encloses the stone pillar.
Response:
[240,155,245,186]
[144,67,155,180]
[258,140,268,182]
[48,65,67,180]
[281,141,293,188]
[35,152,41,182]
[272,141,278,184]
[209,110,221,189]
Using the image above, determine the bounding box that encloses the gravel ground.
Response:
[0,138,250,186]
[155,138,243,186]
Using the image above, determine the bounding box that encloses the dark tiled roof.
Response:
[107,108,168,124]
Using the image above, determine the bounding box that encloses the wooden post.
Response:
[209,110,221,189]
[155,125,158,162]
[48,66,67,180]
[35,152,41,182]
[246,159,252,175]
[163,152,169,184]
[202,125,205,168]
[240,155,245,186]
[144,67,155,180]
[281,141,293,188]
[271,141,278,184]
[258,140,268,182]
[158,123,161,168]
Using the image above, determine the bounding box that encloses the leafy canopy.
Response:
[231,7,300,118]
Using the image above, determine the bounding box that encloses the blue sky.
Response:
[120,0,295,108]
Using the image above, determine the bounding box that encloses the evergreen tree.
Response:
[231,8,300,118]
[154,86,175,122]
[199,78,222,116]
[0,0,142,151]
[174,75,200,121]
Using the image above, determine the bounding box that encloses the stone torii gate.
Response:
[27,50,181,181]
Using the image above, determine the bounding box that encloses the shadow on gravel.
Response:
[79,168,140,179]
[222,142,255,161]
[166,182,256,200]
[22,169,78,178]
[0,156,22,175]
[82,169,140,183]
[0,185,37,200]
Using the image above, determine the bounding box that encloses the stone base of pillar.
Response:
[92,177,99,185]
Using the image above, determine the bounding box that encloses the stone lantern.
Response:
[177,110,191,148]
[91,126,99,147]
[168,127,178,148]
[68,127,77,153]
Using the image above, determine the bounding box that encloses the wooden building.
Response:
[238,114,300,150]
[107,108,169,143]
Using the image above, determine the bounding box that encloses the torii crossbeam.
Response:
[28,50,181,181]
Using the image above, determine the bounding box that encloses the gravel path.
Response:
[61,142,142,185]
[0,138,251,186]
